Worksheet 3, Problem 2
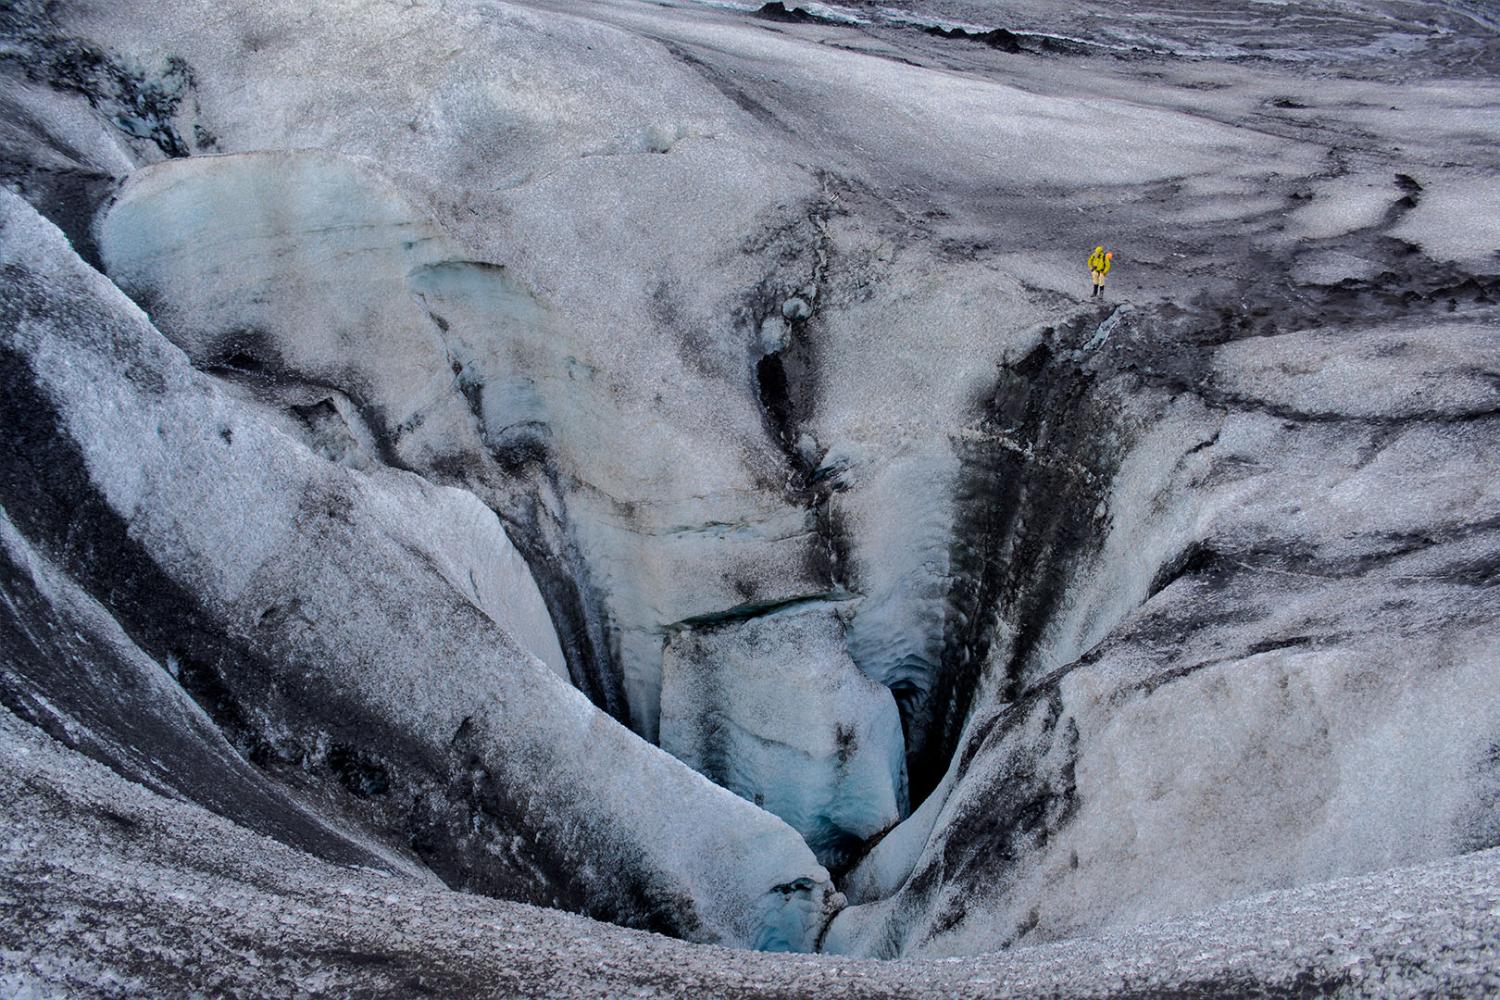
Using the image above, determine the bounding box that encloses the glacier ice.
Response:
[660,602,906,868]
[94,146,838,746]
[4,187,837,950]
[3,0,1500,991]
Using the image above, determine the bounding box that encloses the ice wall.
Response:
[660,603,906,868]
[95,148,842,746]
[824,307,1500,957]
[7,188,838,950]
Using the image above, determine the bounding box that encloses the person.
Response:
[1088,246,1113,298]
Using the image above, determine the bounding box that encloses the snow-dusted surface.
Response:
[2,0,1499,992]
[1389,173,1500,267]
[4,705,1500,997]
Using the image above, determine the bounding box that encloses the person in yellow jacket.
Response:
[1088,246,1113,298]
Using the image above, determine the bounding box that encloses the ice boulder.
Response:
[660,602,907,868]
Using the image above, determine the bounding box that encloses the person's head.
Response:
[1095,245,1104,253]
[1105,252,1113,260]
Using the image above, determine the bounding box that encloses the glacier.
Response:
[2,0,1499,995]
[2,186,838,951]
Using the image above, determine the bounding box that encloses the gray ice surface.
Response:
[1,0,1498,994]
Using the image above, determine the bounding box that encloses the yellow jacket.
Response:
[1088,246,1111,275]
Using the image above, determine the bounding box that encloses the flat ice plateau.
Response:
[1,0,1498,996]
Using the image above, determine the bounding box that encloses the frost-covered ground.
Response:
[2,0,1499,994]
